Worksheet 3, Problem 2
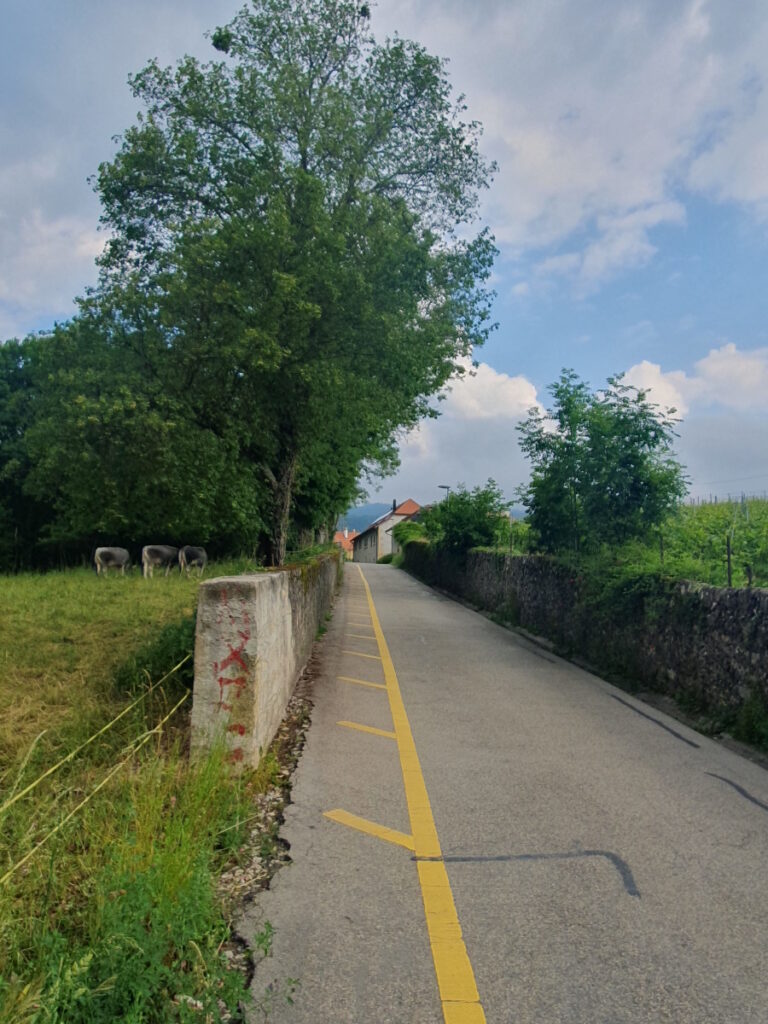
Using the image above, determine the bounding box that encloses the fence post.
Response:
[726,534,732,588]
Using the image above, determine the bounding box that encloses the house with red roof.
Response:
[352,499,421,563]
[333,527,359,560]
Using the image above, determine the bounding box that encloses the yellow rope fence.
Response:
[0,688,191,888]
[0,653,191,817]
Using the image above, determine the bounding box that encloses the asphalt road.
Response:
[245,563,768,1023]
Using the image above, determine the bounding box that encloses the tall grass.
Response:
[0,561,270,1023]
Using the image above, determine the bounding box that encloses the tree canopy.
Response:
[517,370,687,553]
[421,480,510,554]
[0,0,496,568]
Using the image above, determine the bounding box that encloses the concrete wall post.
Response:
[191,554,339,765]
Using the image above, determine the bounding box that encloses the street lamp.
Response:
[438,485,451,499]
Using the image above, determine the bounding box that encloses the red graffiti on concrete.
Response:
[219,633,249,673]
[215,627,250,711]
[229,747,244,763]
[227,723,247,736]
[217,674,246,710]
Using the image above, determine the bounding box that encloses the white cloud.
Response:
[445,360,541,421]
[623,360,697,415]
[381,361,541,501]
[695,342,768,407]
[375,0,768,286]
[0,210,104,337]
[624,342,768,415]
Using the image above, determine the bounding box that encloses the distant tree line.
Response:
[0,0,496,571]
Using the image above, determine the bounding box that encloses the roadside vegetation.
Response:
[0,562,273,1023]
[396,371,768,751]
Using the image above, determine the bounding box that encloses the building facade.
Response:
[352,499,420,563]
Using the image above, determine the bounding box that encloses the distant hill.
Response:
[338,503,391,533]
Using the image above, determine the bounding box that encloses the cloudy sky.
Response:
[2,0,767,505]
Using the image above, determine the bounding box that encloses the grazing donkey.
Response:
[94,547,130,576]
[179,545,208,577]
[141,544,179,578]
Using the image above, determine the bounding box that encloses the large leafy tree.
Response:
[17,316,266,557]
[518,370,687,553]
[90,0,496,563]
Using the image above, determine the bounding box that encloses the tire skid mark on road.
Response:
[414,848,641,898]
[705,772,768,813]
[610,694,701,748]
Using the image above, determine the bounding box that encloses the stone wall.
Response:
[403,542,768,714]
[191,553,341,765]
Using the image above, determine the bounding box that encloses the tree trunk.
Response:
[266,454,298,566]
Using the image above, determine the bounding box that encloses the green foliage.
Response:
[19,747,252,1024]
[559,499,768,589]
[518,369,686,554]
[508,519,532,553]
[1,0,497,568]
[377,553,394,564]
[391,520,427,547]
[732,690,768,750]
[80,0,496,564]
[421,480,510,554]
[0,566,292,1023]
[660,499,768,587]
[0,337,54,570]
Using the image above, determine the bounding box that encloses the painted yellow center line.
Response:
[338,720,397,740]
[354,565,486,1024]
[338,676,387,690]
[342,649,382,661]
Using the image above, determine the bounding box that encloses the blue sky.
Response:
[2,0,767,505]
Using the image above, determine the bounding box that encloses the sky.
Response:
[2,0,767,507]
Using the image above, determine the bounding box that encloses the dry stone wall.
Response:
[403,542,768,715]
[191,553,340,765]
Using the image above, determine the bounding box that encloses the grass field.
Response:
[0,561,272,1024]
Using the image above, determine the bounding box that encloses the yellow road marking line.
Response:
[324,809,414,851]
[338,676,387,690]
[346,633,377,641]
[356,564,486,1024]
[337,720,397,740]
[342,649,382,661]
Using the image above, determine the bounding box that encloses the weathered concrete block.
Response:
[191,555,339,765]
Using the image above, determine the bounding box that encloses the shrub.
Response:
[421,481,510,554]
[391,520,426,547]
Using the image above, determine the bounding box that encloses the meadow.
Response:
[0,561,271,1024]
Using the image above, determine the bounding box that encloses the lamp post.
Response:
[438,485,451,499]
